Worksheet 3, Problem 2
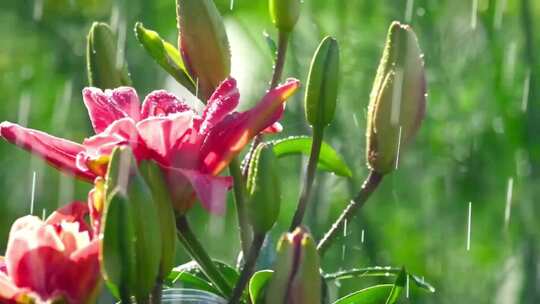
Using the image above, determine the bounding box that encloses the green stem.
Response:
[228,233,266,304]
[270,30,290,89]
[317,171,383,255]
[176,215,233,297]
[289,127,324,231]
[229,157,252,256]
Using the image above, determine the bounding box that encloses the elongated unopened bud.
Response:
[176,0,231,101]
[265,227,321,304]
[246,144,281,234]
[305,36,339,132]
[366,21,426,174]
[269,0,301,33]
[102,147,162,301]
[139,160,177,280]
[87,22,131,89]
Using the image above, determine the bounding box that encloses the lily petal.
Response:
[180,169,233,215]
[0,272,22,303]
[200,78,239,134]
[141,90,192,119]
[0,122,95,182]
[137,113,194,163]
[83,87,141,133]
[45,202,90,233]
[201,78,300,174]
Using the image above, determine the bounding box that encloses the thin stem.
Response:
[150,279,163,304]
[228,233,266,304]
[289,127,324,231]
[270,30,290,89]
[176,215,233,297]
[317,171,383,255]
[229,157,252,256]
[241,30,292,178]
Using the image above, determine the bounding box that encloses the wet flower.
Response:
[0,202,100,304]
[0,78,299,214]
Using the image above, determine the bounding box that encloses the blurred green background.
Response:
[1,0,539,303]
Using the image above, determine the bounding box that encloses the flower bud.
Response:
[246,143,281,234]
[305,36,339,131]
[366,21,426,174]
[102,147,162,300]
[139,160,177,279]
[265,227,321,304]
[87,22,131,89]
[176,0,231,101]
[269,0,301,33]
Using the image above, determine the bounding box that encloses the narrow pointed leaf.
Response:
[323,266,435,293]
[165,271,221,295]
[249,270,273,304]
[272,136,352,177]
[135,22,196,92]
[385,268,406,304]
[332,285,394,304]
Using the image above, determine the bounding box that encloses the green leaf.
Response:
[172,260,240,290]
[134,22,195,92]
[249,270,273,304]
[323,266,435,293]
[165,271,221,295]
[272,136,352,177]
[385,268,406,304]
[332,284,393,304]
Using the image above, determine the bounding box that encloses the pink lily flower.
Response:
[0,202,100,304]
[0,78,300,214]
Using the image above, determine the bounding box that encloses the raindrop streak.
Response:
[395,126,403,170]
[343,219,347,237]
[504,178,514,229]
[390,69,404,126]
[467,202,472,251]
[471,0,478,29]
[522,69,531,112]
[493,0,507,29]
[230,0,234,11]
[30,171,37,215]
[195,78,200,99]
[115,17,127,70]
[33,0,43,21]
[341,245,346,261]
[361,229,365,243]
[17,93,31,128]
[405,0,414,23]
[352,113,359,127]
[406,274,410,298]
[42,209,46,221]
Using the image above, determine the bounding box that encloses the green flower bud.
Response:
[246,144,281,234]
[86,22,131,89]
[366,21,426,174]
[265,227,321,304]
[305,36,340,131]
[269,0,301,33]
[176,0,231,101]
[139,160,177,280]
[102,147,162,301]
